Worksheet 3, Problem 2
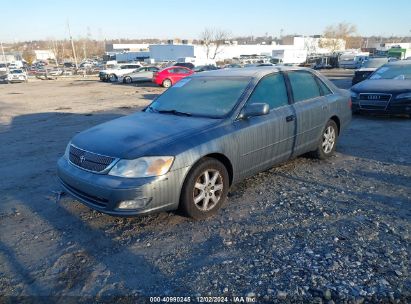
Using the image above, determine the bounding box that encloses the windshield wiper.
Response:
[157,109,192,116]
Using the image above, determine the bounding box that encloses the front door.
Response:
[234,73,296,178]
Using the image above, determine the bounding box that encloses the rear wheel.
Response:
[180,158,229,220]
[162,78,172,88]
[311,120,338,159]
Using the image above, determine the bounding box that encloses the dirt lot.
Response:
[0,71,410,303]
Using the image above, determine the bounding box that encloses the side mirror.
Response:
[238,103,270,119]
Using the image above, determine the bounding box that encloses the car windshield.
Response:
[370,65,411,80]
[147,77,251,118]
[10,70,23,74]
[363,59,387,68]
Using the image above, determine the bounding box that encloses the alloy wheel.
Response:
[322,126,336,153]
[193,169,224,211]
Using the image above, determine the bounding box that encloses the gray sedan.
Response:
[57,67,351,219]
[118,66,159,84]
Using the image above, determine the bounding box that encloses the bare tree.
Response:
[22,49,36,65]
[200,28,230,59]
[320,22,358,52]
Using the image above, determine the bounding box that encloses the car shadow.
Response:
[0,111,194,299]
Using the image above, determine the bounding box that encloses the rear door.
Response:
[286,70,328,156]
[133,67,148,81]
[171,68,192,83]
[235,73,296,178]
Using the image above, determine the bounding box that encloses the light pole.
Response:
[0,41,7,64]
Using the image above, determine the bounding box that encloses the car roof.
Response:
[384,60,411,66]
[190,66,312,78]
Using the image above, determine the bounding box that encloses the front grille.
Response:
[359,93,391,101]
[359,93,391,110]
[69,145,115,173]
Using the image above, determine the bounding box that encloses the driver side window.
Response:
[247,73,289,110]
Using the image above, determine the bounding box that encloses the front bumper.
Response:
[99,73,108,81]
[57,157,189,216]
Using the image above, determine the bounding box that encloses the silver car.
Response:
[57,67,351,219]
[118,66,159,84]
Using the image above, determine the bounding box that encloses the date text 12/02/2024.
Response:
[149,296,257,303]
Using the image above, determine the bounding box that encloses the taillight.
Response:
[348,98,352,109]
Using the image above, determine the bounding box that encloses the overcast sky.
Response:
[2,0,411,42]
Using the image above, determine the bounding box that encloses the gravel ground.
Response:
[0,71,410,303]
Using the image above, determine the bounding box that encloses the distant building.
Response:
[105,43,150,52]
[368,42,411,51]
[149,44,195,61]
[103,36,346,63]
[0,52,21,62]
[34,50,56,61]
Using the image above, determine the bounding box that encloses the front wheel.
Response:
[108,74,117,82]
[162,78,172,88]
[311,120,338,159]
[180,158,229,220]
[124,76,132,84]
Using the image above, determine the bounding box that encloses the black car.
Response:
[352,57,389,85]
[351,61,411,115]
[174,62,195,70]
[193,65,219,72]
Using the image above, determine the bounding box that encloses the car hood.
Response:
[355,68,376,73]
[72,111,220,159]
[352,79,411,93]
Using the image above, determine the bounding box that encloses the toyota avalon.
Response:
[57,67,352,219]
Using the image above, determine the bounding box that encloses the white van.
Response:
[339,53,369,69]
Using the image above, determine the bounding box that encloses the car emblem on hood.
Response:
[80,155,86,163]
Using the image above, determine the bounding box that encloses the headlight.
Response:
[64,142,71,159]
[109,156,174,178]
[350,90,358,98]
[395,92,411,100]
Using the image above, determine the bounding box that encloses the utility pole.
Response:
[67,20,78,69]
[83,40,87,60]
[0,41,7,64]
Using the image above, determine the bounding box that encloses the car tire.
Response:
[109,74,117,82]
[124,76,132,84]
[180,158,229,220]
[311,120,338,159]
[162,78,172,88]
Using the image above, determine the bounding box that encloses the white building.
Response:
[104,36,346,64]
[368,42,411,51]
[149,44,195,61]
[106,43,150,52]
[288,36,346,54]
[34,50,56,61]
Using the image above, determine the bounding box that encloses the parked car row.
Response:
[0,69,28,83]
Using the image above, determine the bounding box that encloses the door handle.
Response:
[286,115,295,122]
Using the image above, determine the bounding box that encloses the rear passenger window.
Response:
[288,71,321,102]
[247,73,289,109]
[317,79,332,95]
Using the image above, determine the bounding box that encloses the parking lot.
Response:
[0,71,410,302]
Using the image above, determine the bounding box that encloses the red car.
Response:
[152,66,194,88]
